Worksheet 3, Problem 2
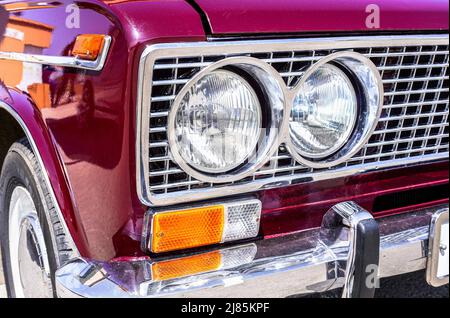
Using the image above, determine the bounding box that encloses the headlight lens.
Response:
[174,70,261,173]
[290,64,358,158]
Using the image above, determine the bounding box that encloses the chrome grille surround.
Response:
[137,35,449,206]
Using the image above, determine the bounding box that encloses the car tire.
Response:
[0,138,71,297]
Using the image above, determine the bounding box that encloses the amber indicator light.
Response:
[151,205,225,253]
[72,34,105,61]
[151,251,222,281]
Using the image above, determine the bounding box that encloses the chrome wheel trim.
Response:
[8,186,52,298]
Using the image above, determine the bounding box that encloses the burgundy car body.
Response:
[193,0,449,34]
[0,0,449,297]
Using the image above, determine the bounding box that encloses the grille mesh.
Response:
[146,41,449,202]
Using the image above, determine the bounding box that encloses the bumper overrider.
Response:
[55,202,449,298]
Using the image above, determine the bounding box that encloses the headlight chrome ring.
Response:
[286,51,384,169]
[167,57,288,183]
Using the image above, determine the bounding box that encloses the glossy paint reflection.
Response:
[0,0,131,260]
[0,0,206,260]
[0,5,7,36]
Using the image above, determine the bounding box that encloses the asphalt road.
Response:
[376,270,448,298]
[301,270,449,298]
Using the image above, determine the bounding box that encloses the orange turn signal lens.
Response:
[151,205,225,253]
[151,251,221,281]
[72,34,105,61]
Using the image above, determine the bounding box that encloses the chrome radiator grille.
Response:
[139,35,449,206]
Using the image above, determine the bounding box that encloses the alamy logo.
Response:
[365,264,380,289]
[65,4,80,29]
[365,4,381,29]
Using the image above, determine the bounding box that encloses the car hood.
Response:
[190,0,449,35]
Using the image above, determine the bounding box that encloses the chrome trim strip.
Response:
[426,208,449,287]
[0,101,79,258]
[0,36,111,71]
[148,153,448,206]
[136,34,449,206]
[55,203,448,298]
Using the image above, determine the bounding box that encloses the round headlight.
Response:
[173,70,262,173]
[290,63,357,159]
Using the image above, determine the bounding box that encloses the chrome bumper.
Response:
[55,203,449,298]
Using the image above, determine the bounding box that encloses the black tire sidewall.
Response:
[0,144,58,297]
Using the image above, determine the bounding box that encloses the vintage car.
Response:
[0,0,448,298]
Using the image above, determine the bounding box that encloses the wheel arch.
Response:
[1,89,88,259]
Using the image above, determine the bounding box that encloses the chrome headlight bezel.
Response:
[286,51,384,169]
[167,57,288,183]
